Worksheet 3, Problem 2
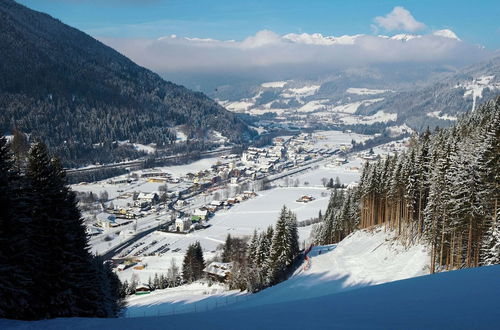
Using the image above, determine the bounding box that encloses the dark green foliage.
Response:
[334,97,500,271]
[182,242,205,283]
[0,140,124,320]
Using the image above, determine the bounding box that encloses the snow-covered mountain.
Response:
[213,55,500,132]
[281,29,459,46]
[361,55,500,130]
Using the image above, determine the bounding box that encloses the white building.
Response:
[175,218,191,232]
[96,213,116,228]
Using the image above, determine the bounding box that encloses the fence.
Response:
[123,293,251,318]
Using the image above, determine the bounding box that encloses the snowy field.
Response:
[115,186,333,284]
[125,282,246,318]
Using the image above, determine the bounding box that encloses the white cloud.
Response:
[99,29,487,88]
[374,6,426,32]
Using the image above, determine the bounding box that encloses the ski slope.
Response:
[4,265,499,329]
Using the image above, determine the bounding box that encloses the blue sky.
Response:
[17,0,500,48]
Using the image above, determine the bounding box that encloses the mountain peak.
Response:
[433,29,460,41]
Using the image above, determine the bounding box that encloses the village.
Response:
[72,130,408,291]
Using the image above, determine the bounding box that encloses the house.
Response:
[96,213,116,228]
[175,218,191,232]
[203,262,233,282]
[135,284,151,295]
[333,158,348,165]
[137,192,159,205]
[175,199,187,208]
[243,191,258,198]
[108,177,128,185]
[226,198,239,205]
[193,208,209,220]
[86,226,103,236]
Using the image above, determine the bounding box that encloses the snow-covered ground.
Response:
[427,111,458,121]
[346,87,391,95]
[236,226,430,308]
[115,186,333,284]
[456,74,500,111]
[125,282,245,318]
[261,81,288,88]
[340,110,397,125]
[6,244,499,329]
[122,225,429,317]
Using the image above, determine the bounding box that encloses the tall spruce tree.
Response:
[0,140,123,319]
[182,242,205,283]
[0,137,32,318]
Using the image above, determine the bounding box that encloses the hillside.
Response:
[213,56,500,134]
[113,226,429,317]
[360,55,500,130]
[233,227,429,308]
[2,265,498,329]
[0,0,254,166]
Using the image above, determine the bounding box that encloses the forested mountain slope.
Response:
[0,0,254,166]
[359,56,500,130]
[316,96,500,271]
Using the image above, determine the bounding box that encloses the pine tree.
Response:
[0,137,32,318]
[222,234,233,262]
[182,242,205,283]
[267,206,293,285]
[247,230,259,266]
[480,220,500,265]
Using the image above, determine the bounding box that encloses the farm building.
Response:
[137,192,159,205]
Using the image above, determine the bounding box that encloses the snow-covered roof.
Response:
[137,192,158,200]
[204,262,233,277]
[96,213,116,223]
[194,209,209,216]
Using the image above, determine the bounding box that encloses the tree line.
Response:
[313,97,500,271]
[0,138,124,320]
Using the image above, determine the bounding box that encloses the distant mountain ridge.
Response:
[0,0,254,166]
[213,55,500,132]
[359,55,500,129]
